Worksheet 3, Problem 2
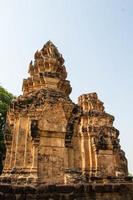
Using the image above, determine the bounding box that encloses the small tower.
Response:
[78,93,128,178]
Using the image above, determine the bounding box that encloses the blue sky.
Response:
[0,0,133,173]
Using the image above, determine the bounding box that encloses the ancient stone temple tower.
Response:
[1,41,128,185]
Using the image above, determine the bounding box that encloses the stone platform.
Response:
[0,182,133,200]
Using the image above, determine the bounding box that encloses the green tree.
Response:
[0,86,13,173]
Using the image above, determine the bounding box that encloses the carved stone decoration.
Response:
[31,120,38,139]
[112,138,120,150]
[3,123,12,143]
[65,105,81,147]
[97,131,107,150]
[0,41,129,186]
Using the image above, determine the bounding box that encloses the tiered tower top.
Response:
[22,41,71,96]
[78,93,105,112]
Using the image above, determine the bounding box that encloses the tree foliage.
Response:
[0,86,13,173]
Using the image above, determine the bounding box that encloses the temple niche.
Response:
[1,41,128,185]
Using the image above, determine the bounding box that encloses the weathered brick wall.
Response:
[0,183,133,200]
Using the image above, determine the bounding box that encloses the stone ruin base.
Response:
[0,183,133,200]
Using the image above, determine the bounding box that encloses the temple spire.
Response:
[22,41,71,96]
